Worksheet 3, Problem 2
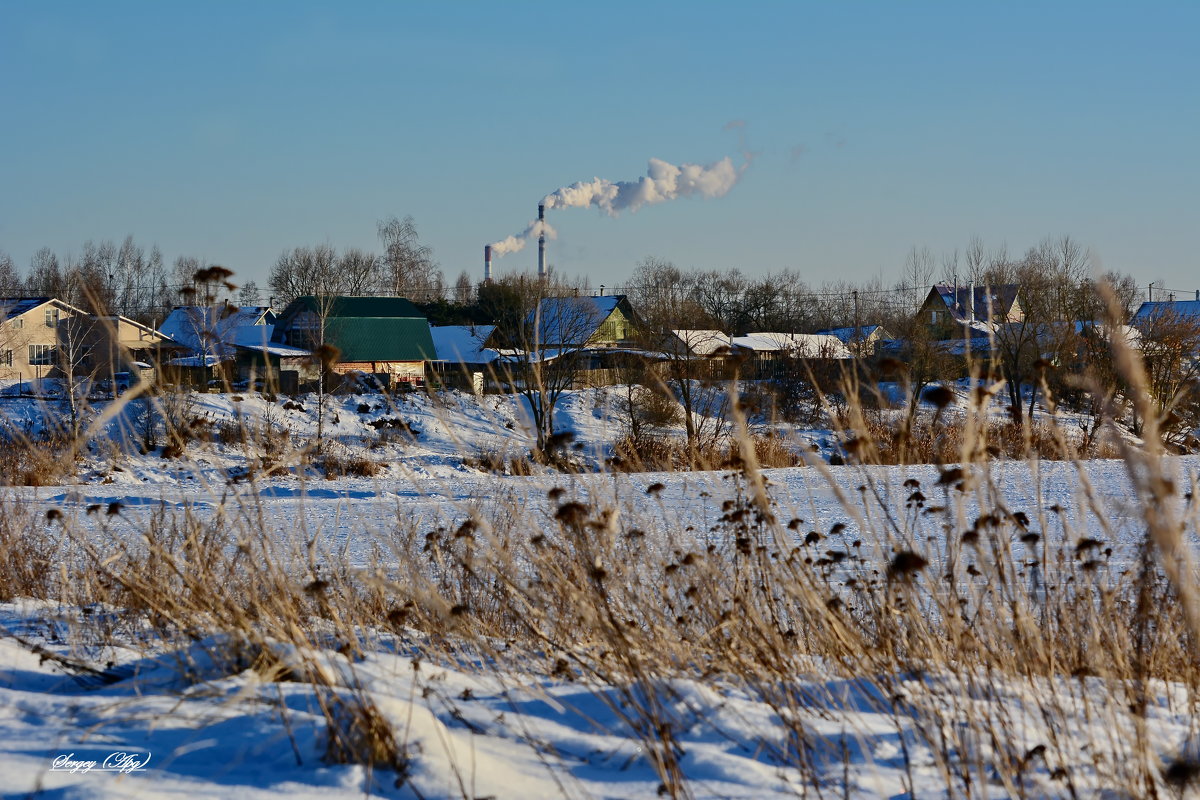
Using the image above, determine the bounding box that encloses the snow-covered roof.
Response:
[670,329,731,356]
[493,347,576,364]
[0,297,86,321]
[235,341,312,358]
[731,332,852,358]
[430,325,499,365]
[166,354,225,368]
[1,297,52,320]
[1131,300,1200,325]
[529,296,624,345]
[159,306,276,358]
[931,284,1020,323]
[815,325,885,343]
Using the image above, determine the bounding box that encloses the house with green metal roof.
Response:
[271,296,436,387]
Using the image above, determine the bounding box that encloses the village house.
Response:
[60,314,183,385]
[428,324,498,394]
[271,296,436,389]
[730,332,851,379]
[159,305,277,359]
[918,283,1023,339]
[0,298,81,383]
[1,297,182,388]
[663,329,731,357]
[527,294,638,349]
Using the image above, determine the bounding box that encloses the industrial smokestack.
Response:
[484,245,493,283]
[537,203,547,278]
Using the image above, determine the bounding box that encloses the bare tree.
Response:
[271,245,385,307]
[26,248,66,298]
[171,255,210,305]
[268,245,338,307]
[986,236,1094,422]
[628,257,729,462]
[1131,306,1200,441]
[310,296,341,458]
[612,354,682,462]
[377,216,442,301]
[889,312,958,429]
[0,252,21,296]
[238,280,262,307]
[1091,270,1141,323]
[692,269,749,333]
[453,271,474,306]
[963,235,987,283]
[72,239,119,314]
[337,248,382,295]
[140,245,174,325]
[488,275,602,454]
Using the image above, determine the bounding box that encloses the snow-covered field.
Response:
[2,387,1199,798]
[3,598,1195,800]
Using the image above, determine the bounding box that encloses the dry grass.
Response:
[1,341,1200,798]
[316,451,381,479]
[0,427,78,485]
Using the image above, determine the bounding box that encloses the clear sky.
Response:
[1,1,1196,292]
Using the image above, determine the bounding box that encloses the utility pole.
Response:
[852,290,860,357]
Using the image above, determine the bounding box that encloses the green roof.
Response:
[284,296,435,362]
[292,295,426,319]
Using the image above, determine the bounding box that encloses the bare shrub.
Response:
[317,453,380,479]
[0,426,78,486]
[321,692,405,773]
[0,500,55,599]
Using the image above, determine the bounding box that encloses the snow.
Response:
[159,306,276,359]
[669,330,730,356]
[428,324,498,365]
[731,332,852,358]
[2,385,1200,796]
[1,596,1197,798]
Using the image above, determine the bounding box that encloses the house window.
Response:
[29,344,54,365]
[11,318,23,329]
[45,308,59,328]
[931,311,939,323]
[0,349,11,367]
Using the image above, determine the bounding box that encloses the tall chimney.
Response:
[537,203,547,279]
[484,245,492,284]
[968,282,975,324]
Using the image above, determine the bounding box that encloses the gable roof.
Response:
[275,295,435,362]
[1131,301,1200,325]
[529,295,625,345]
[0,296,86,321]
[159,305,276,358]
[731,332,852,358]
[669,329,731,356]
[816,325,887,343]
[289,295,425,319]
[430,325,499,364]
[928,284,1020,322]
[86,314,184,346]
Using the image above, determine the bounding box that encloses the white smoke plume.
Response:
[541,155,745,215]
[488,217,557,257]
[488,154,746,259]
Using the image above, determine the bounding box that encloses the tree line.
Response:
[0,228,1149,342]
[0,216,447,325]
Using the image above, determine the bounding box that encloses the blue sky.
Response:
[1,1,1196,292]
